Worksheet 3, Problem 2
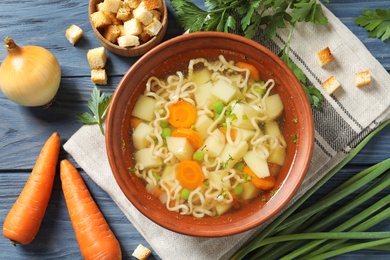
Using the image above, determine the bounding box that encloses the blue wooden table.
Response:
[1,0,389,259]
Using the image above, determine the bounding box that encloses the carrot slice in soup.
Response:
[236,61,261,81]
[152,187,164,199]
[243,165,276,190]
[176,160,204,190]
[130,117,142,130]
[168,101,197,128]
[171,128,203,149]
[219,127,236,142]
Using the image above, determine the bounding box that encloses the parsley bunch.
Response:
[170,0,329,109]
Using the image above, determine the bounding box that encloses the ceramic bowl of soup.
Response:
[88,0,168,57]
[105,32,314,237]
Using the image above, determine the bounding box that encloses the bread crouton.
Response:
[144,18,162,36]
[91,69,107,85]
[125,0,141,9]
[317,47,334,67]
[102,25,121,43]
[65,24,83,45]
[96,2,105,11]
[90,11,111,28]
[87,47,107,69]
[103,0,122,13]
[322,75,341,94]
[132,244,151,260]
[116,5,132,21]
[106,12,122,25]
[151,10,162,21]
[133,2,153,25]
[139,31,151,43]
[124,18,143,35]
[117,35,140,47]
[117,24,126,37]
[143,0,161,10]
[355,70,371,87]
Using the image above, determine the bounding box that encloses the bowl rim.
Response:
[106,31,315,237]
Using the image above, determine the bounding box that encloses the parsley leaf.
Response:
[170,0,209,32]
[77,87,113,135]
[355,8,390,41]
[291,0,328,25]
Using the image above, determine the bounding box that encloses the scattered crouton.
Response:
[87,47,107,69]
[132,244,152,260]
[91,69,107,85]
[355,70,371,87]
[317,47,334,67]
[65,24,83,45]
[322,75,341,94]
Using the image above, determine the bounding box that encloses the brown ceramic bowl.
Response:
[106,32,314,237]
[88,0,168,57]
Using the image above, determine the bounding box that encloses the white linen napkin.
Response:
[64,4,390,260]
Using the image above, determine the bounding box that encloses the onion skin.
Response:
[0,36,61,107]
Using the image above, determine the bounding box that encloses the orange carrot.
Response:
[130,117,142,130]
[168,101,197,128]
[171,128,204,149]
[60,160,121,260]
[152,187,164,198]
[236,61,261,81]
[169,199,176,208]
[176,160,204,190]
[243,165,276,190]
[2,132,61,245]
[219,127,236,142]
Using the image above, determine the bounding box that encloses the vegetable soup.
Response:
[129,55,287,218]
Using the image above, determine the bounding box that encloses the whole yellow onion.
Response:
[0,36,61,106]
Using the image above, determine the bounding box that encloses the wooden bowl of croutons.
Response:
[105,32,315,237]
[89,0,168,57]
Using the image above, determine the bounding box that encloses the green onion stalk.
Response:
[232,119,390,259]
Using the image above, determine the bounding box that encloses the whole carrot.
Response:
[60,159,122,260]
[3,132,61,245]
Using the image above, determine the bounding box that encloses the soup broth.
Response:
[129,55,287,218]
